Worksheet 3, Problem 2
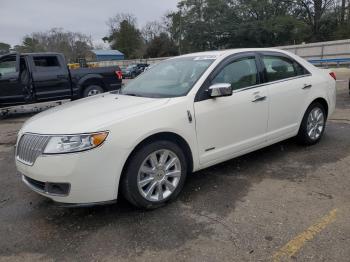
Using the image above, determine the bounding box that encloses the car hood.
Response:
[21,93,170,134]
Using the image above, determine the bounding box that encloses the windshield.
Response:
[120,57,215,98]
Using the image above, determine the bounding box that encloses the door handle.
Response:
[303,84,312,90]
[252,95,267,103]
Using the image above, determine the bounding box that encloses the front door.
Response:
[194,54,269,165]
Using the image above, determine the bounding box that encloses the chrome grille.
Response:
[16,134,50,166]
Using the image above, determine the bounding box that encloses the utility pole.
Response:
[341,0,346,22]
[179,8,182,55]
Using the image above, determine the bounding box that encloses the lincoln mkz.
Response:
[15,49,336,209]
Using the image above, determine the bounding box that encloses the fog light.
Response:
[46,182,70,196]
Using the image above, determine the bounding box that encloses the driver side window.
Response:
[0,55,17,76]
[212,57,258,90]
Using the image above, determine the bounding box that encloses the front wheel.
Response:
[121,140,187,209]
[297,102,326,145]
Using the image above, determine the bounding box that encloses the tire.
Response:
[121,140,188,209]
[131,73,136,79]
[82,85,104,98]
[297,102,326,145]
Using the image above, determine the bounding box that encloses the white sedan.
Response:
[15,49,336,208]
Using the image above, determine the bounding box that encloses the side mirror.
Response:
[208,83,233,98]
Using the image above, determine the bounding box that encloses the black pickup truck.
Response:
[0,52,122,108]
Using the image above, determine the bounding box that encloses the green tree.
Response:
[166,0,237,53]
[165,0,350,52]
[145,33,178,58]
[105,14,143,59]
[0,42,11,54]
[15,37,43,52]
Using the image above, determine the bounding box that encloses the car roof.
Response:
[0,52,62,59]
[179,48,289,59]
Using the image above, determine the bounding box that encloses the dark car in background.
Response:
[0,52,123,108]
[122,63,149,79]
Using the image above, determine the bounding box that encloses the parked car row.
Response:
[121,63,149,79]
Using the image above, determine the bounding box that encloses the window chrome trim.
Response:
[231,73,312,94]
[195,73,312,101]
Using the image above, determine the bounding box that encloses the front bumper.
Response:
[22,175,70,196]
[16,141,128,204]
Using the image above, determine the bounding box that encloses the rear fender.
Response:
[77,74,105,95]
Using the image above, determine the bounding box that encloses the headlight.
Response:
[43,132,108,154]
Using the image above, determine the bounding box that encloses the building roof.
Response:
[91,49,124,56]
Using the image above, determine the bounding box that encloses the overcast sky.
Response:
[0,0,179,47]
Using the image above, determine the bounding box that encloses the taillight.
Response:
[115,70,123,80]
[329,72,336,80]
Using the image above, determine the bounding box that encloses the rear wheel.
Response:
[297,102,326,145]
[83,85,104,98]
[121,140,187,209]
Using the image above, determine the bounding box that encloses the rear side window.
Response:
[33,56,60,69]
[212,57,258,90]
[262,55,308,82]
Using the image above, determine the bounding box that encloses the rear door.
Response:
[0,53,25,106]
[30,55,71,101]
[258,52,312,142]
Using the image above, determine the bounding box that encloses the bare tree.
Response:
[15,28,93,62]
[296,0,334,36]
[142,21,166,42]
[107,13,137,34]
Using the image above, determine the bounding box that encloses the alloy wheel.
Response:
[137,149,182,202]
[307,107,325,140]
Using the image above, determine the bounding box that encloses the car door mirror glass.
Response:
[208,83,233,98]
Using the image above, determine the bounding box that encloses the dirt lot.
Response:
[0,71,349,262]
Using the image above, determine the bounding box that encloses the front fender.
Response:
[106,98,200,172]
